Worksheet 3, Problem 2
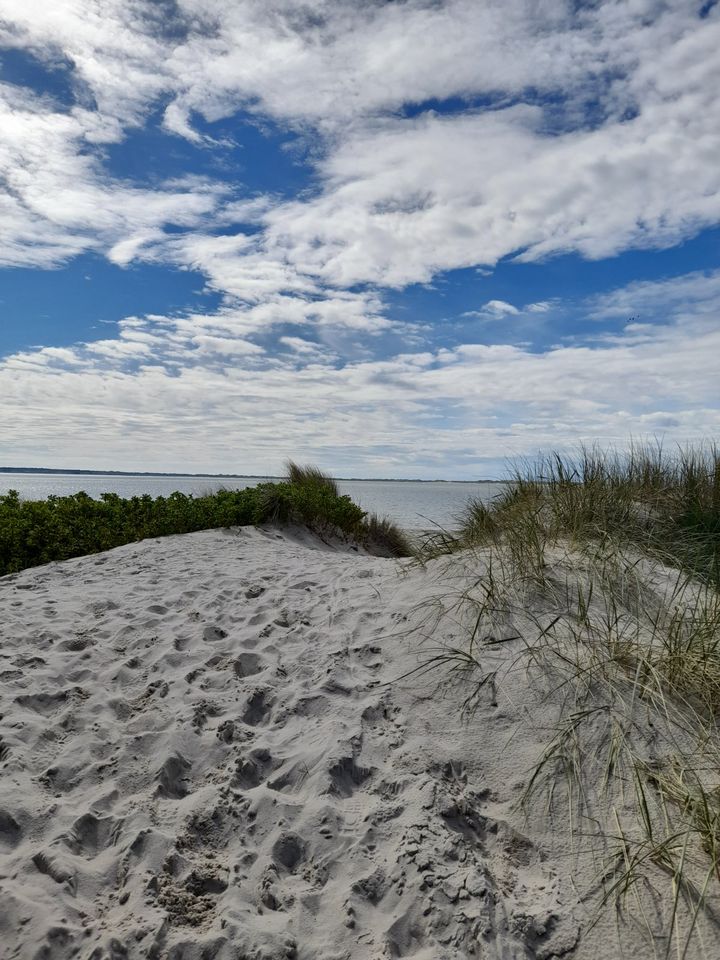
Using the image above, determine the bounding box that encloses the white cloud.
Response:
[1,2,718,287]
[191,334,264,357]
[2,0,690,137]
[160,0,605,131]
[108,230,166,266]
[1,3,719,474]
[279,336,321,355]
[0,82,227,268]
[462,299,520,320]
[0,0,174,124]
[485,300,520,317]
[1,270,718,476]
[588,269,720,320]
[261,81,720,287]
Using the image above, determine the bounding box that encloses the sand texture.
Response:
[0,527,717,959]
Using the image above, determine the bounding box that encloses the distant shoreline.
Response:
[0,467,503,483]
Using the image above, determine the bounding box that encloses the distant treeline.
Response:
[0,467,498,482]
[0,467,277,478]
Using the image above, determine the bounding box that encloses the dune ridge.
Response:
[0,526,716,958]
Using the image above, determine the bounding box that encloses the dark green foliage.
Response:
[0,487,260,575]
[253,478,365,532]
[0,463,412,576]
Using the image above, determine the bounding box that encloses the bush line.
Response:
[0,460,411,575]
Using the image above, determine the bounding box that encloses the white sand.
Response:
[0,527,716,959]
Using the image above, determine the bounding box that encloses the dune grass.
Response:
[457,441,720,587]
[284,460,339,496]
[0,461,411,575]
[414,443,720,951]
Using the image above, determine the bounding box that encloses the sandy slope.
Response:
[0,527,714,959]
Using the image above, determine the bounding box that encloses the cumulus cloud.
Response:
[1,1,718,284]
[464,300,521,319]
[263,84,720,286]
[1,270,718,476]
[0,82,227,268]
[1,2,719,473]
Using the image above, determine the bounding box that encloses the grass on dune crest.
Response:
[0,462,412,575]
[458,442,720,587]
[412,443,720,952]
[284,459,339,496]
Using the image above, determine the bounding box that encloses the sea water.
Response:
[0,473,504,530]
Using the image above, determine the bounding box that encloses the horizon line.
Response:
[0,466,503,483]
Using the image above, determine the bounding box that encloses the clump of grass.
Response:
[285,459,339,496]
[362,512,414,558]
[276,462,412,557]
[421,542,720,949]
[444,442,719,588]
[0,462,412,575]
[460,498,498,543]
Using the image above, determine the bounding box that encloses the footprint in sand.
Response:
[242,688,274,726]
[0,809,22,849]
[15,690,75,715]
[191,699,223,731]
[58,634,95,652]
[232,748,276,789]
[271,832,306,873]
[0,669,23,682]
[325,754,374,798]
[32,850,76,892]
[62,812,123,858]
[352,866,387,905]
[286,693,329,718]
[233,652,266,679]
[352,642,383,669]
[156,754,192,799]
[12,655,46,669]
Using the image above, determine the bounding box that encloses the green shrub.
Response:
[0,463,412,575]
[0,485,263,575]
[250,479,365,532]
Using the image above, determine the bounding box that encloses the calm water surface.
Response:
[0,473,504,530]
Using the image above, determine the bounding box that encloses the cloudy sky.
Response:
[0,0,718,478]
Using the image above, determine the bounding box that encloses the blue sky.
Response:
[0,2,718,478]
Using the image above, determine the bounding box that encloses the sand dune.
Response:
[0,527,715,959]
